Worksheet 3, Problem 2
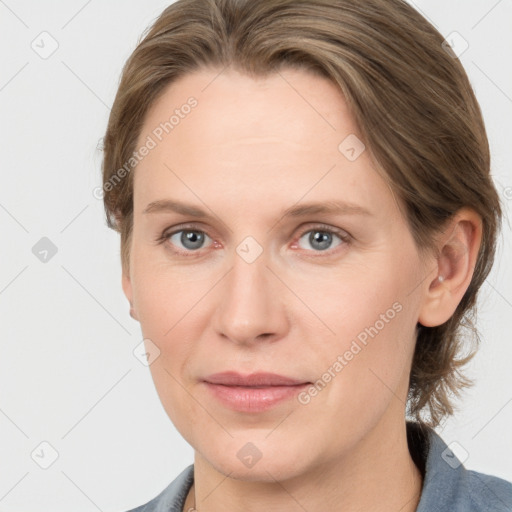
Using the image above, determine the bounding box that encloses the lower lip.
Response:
[204,382,309,412]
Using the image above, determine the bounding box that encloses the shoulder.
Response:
[465,468,512,511]
[124,464,194,512]
[407,421,512,512]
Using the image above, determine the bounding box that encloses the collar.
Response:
[408,420,512,511]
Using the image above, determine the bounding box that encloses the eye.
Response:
[296,226,348,252]
[166,229,213,252]
[158,224,350,256]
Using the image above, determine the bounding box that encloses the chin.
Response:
[198,438,311,483]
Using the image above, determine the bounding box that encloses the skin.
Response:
[122,67,482,512]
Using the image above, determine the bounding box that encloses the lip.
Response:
[204,371,308,387]
[202,372,310,413]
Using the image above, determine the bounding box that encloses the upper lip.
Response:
[204,371,309,387]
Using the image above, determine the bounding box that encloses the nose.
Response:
[212,251,289,346]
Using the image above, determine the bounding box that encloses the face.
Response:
[124,66,431,481]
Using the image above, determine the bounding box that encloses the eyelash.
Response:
[156,223,352,258]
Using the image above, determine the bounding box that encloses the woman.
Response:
[101,0,512,510]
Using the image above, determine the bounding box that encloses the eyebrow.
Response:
[142,199,372,219]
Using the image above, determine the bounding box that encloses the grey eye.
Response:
[169,230,211,251]
[297,230,343,251]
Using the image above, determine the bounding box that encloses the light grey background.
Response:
[0,1,511,511]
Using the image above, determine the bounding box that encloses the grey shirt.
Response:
[127,421,512,511]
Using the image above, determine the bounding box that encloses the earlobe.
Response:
[129,305,138,321]
[418,208,482,328]
[122,271,139,322]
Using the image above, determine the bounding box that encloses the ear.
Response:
[418,208,482,328]
[122,270,139,322]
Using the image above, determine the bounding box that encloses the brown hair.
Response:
[102,0,502,427]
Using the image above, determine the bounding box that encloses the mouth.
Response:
[202,371,311,412]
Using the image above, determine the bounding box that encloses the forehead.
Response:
[139,67,354,156]
[133,67,398,221]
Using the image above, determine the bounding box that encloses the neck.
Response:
[183,420,423,512]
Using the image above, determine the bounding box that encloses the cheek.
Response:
[131,260,208,409]
[287,259,408,342]
[296,284,416,454]
[291,258,418,402]
[134,267,204,440]
[132,252,210,336]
